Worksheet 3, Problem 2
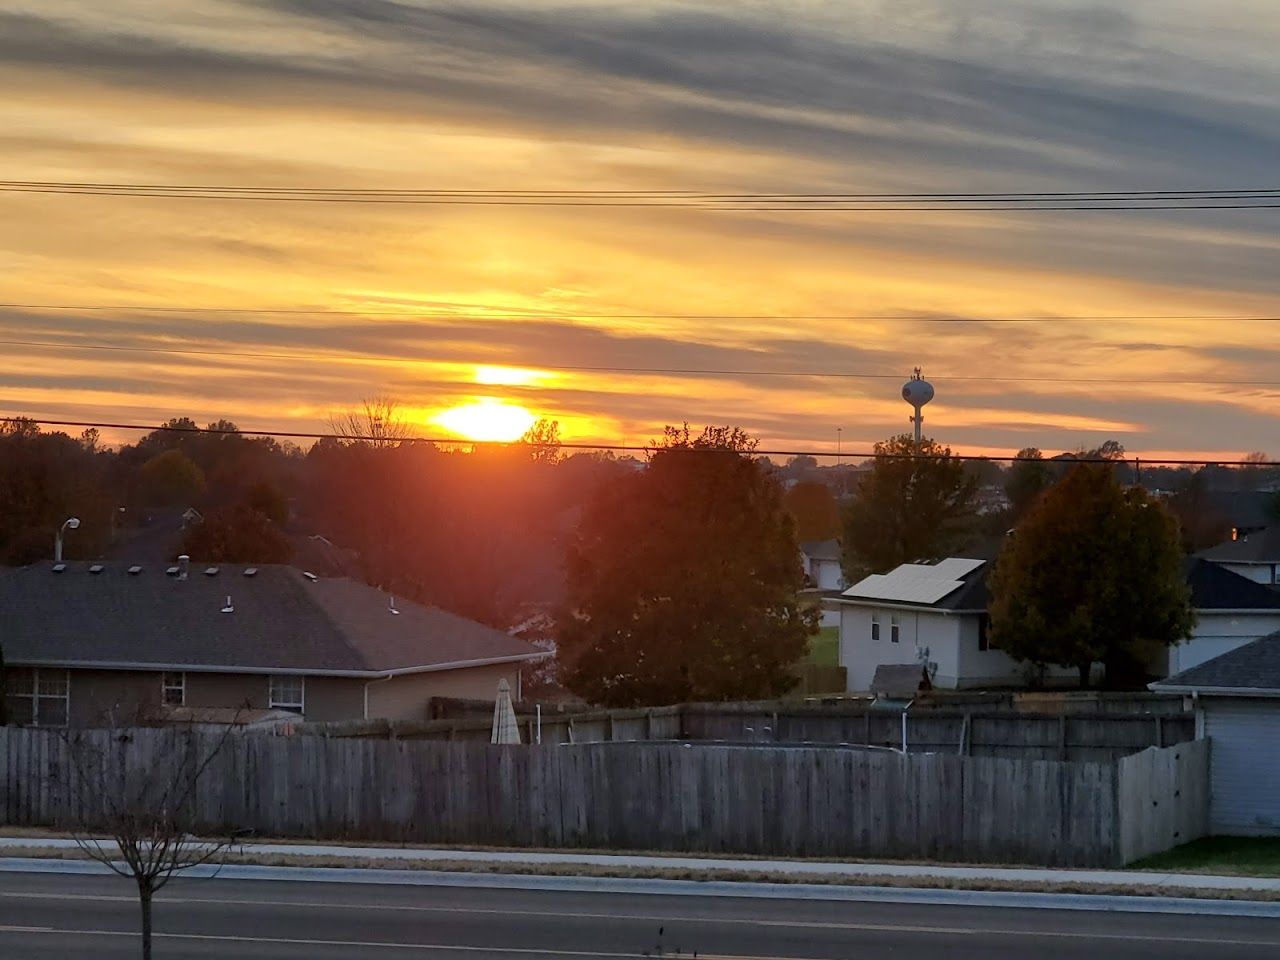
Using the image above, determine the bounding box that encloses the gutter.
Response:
[1149,684,1280,698]
[5,651,551,680]
[829,597,984,615]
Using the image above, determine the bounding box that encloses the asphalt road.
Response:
[3,872,1280,959]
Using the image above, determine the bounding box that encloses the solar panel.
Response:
[931,557,985,579]
[841,557,984,605]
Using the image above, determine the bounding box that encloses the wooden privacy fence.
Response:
[0,727,1208,867]
[304,703,1194,764]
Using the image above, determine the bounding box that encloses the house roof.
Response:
[799,539,841,562]
[1185,557,1280,610]
[841,558,990,611]
[1152,632,1280,695]
[1198,525,1280,565]
[839,555,1280,615]
[0,563,544,677]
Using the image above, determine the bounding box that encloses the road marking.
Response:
[0,924,817,958]
[3,891,1279,947]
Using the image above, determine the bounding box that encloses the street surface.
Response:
[2,871,1280,958]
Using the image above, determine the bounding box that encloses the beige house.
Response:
[1,561,547,727]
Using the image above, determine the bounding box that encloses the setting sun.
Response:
[433,399,537,442]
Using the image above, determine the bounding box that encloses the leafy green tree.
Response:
[1005,447,1050,517]
[137,450,205,507]
[179,504,292,563]
[784,481,840,542]
[988,464,1193,688]
[559,425,816,706]
[841,434,977,580]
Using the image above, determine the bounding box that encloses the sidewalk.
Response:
[4,836,1278,894]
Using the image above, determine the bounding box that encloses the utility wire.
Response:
[2,416,1274,466]
[4,336,1280,388]
[5,181,1280,211]
[3,303,1278,322]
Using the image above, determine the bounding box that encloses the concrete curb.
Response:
[3,857,1280,919]
[4,837,1279,893]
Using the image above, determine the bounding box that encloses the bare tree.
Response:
[61,720,245,960]
[328,396,415,448]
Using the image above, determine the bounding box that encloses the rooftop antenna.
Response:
[902,367,934,452]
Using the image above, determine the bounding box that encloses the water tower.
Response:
[902,367,934,448]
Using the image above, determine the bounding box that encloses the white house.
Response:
[836,556,1280,692]
[1152,635,1280,835]
[1198,525,1280,586]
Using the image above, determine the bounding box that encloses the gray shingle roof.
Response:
[841,556,1280,614]
[1185,557,1280,609]
[1198,525,1280,565]
[0,563,543,676]
[1153,632,1280,693]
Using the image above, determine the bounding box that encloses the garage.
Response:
[1153,632,1280,836]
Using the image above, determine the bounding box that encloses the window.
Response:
[890,616,901,644]
[870,616,880,642]
[162,672,186,706]
[5,668,69,727]
[269,675,305,713]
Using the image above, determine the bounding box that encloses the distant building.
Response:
[799,539,844,628]
[835,556,1280,691]
[1198,524,1280,587]
[1,562,546,727]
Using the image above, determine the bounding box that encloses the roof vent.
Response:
[178,555,190,581]
[127,565,142,576]
[88,564,104,575]
[204,566,219,577]
[51,563,67,574]
[389,596,400,615]
[166,565,180,577]
[302,571,318,582]
[221,594,234,614]
[243,567,259,578]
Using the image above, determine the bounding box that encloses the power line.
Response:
[2,416,1273,467]
[3,302,1279,322]
[5,180,1280,211]
[6,335,1280,387]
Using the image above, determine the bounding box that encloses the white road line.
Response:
[0,925,813,958]
[2,891,1278,947]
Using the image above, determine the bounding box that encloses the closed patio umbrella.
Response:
[491,678,521,745]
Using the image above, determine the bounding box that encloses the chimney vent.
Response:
[51,563,67,574]
[389,596,400,615]
[127,565,142,576]
[221,594,234,614]
[204,566,220,577]
[178,555,190,580]
[243,567,259,577]
[88,564,104,575]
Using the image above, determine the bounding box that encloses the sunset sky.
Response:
[4,1,1280,457]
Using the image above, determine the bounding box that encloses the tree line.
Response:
[0,409,1265,706]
